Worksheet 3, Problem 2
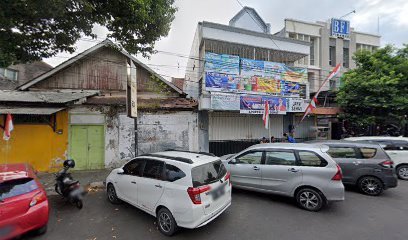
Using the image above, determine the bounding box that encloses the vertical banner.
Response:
[127,59,137,118]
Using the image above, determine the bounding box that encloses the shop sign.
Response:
[287,98,307,112]
[331,18,350,38]
[240,95,287,115]
[211,93,240,110]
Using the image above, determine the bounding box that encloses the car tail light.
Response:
[331,165,343,181]
[224,172,231,186]
[29,191,47,207]
[380,160,394,168]
[187,185,211,204]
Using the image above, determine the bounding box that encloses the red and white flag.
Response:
[299,64,341,124]
[3,113,14,141]
[262,100,270,129]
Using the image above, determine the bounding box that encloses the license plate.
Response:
[211,183,226,200]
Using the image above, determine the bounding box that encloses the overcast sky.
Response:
[44,0,408,79]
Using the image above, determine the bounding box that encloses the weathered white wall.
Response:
[137,111,198,155]
[106,111,199,168]
[69,106,198,169]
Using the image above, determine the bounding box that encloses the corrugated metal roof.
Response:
[0,90,99,103]
[0,107,65,115]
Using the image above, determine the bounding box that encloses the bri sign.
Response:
[331,18,350,38]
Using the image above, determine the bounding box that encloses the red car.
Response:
[0,164,49,240]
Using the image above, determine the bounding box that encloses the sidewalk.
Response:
[37,168,112,195]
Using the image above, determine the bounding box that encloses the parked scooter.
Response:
[55,159,86,209]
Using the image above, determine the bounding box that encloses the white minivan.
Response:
[106,150,231,236]
[345,136,408,180]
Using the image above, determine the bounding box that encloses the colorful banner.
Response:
[205,72,306,97]
[240,95,287,115]
[211,93,240,110]
[241,58,307,83]
[287,98,307,112]
[205,52,240,75]
[241,58,264,76]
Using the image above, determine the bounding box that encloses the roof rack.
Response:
[141,153,193,164]
[165,149,216,157]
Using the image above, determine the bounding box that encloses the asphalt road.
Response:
[24,181,408,240]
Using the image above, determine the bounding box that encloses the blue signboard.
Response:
[331,18,350,38]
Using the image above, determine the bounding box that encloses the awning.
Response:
[0,107,65,115]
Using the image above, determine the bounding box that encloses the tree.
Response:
[337,45,408,136]
[0,0,176,67]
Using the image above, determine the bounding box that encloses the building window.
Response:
[310,38,315,66]
[0,68,18,81]
[343,47,349,68]
[288,32,296,39]
[329,46,336,67]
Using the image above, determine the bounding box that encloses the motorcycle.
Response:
[55,159,86,209]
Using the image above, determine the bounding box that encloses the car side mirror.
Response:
[228,159,237,164]
[117,168,125,175]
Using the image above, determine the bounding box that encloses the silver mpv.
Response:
[222,143,345,211]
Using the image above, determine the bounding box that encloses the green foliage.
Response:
[0,0,176,67]
[337,45,408,134]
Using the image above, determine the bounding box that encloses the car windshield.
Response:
[191,160,227,187]
[0,178,38,201]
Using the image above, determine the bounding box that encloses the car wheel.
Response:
[107,184,122,204]
[35,225,47,235]
[296,188,324,212]
[396,165,408,180]
[358,176,384,196]
[157,208,178,236]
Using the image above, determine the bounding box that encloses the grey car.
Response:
[310,140,398,196]
[222,143,344,211]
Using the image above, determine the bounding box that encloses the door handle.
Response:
[131,181,137,184]
[155,184,162,188]
[288,168,299,173]
[352,161,361,165]
[253,166,260,171]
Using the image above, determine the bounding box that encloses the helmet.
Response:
[63,159,75,168]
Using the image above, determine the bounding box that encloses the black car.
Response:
[309,140,398,196]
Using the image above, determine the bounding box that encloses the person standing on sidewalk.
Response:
[283,133,296,143]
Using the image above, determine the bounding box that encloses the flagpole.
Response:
[268,114,271,142]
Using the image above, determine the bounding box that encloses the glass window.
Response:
[265,151,296,166]
[123,159,144,176]
[298,151,326,166]
[310,38,315,66]
[236,151,263,164]
[359,148,377,158]
[327,147,357,158]
[343,47,349,68]
[191,160,227,188]
[142,160,164,180]
[0,178,38,201]
[165,164,186,182]
[329,46,336,67]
